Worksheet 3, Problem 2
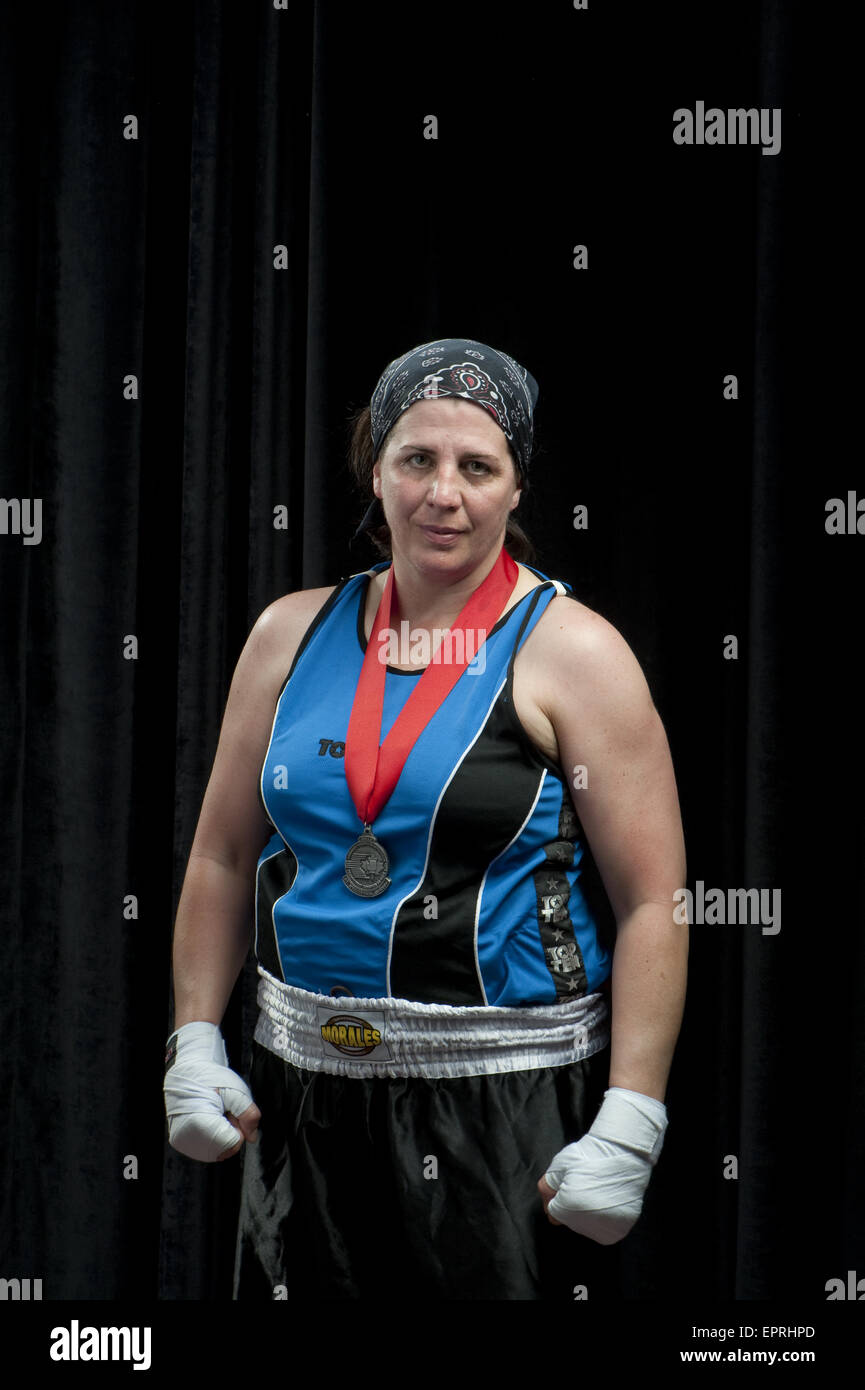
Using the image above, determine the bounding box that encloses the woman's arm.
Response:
[171,586,337,1025]
[166,587,335,1160]
[527,597,686,1236]
[539,598,688,1100]
[172,615,283,1027]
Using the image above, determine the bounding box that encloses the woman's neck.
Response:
[388,546,505,631]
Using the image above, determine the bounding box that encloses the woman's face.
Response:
[372,397,521,581]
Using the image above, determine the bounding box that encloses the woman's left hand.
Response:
[537,1087,668,1244]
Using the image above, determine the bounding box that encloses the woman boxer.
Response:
[164,338,687,1300]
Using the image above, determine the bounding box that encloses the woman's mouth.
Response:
[419,525,463,544]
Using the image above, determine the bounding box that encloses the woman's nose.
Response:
[428,465,460,505]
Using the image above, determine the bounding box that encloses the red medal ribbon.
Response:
[345,546,519,827]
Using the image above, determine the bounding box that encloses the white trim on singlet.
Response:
[384,673,510,998]
[259,682,285,833]
[472,768,548,1004]
[254,842,288,976]
[257,571,379,974]
[258,683,302,946]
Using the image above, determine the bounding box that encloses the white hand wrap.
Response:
[164,1021,256,1163]
[545,1087,668,1245]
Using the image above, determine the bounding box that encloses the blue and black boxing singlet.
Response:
[254,563,613,1009]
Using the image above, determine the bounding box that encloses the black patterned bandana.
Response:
[369,338,539,478]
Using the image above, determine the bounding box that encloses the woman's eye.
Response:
[402,454,489,473]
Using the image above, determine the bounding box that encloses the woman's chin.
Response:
[397,544,511,594]
[400,537,474,575]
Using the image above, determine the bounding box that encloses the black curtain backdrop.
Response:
[1,0,862,1326]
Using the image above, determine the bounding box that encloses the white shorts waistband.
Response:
[254,967,610,1079]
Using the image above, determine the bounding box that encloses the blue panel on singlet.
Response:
[255,563,613,1006]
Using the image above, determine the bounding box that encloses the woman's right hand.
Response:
[164,1021,260,1162]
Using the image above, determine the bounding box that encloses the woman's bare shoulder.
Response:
[528,588,624,655]
[524,589,653,705]
[255,584,339,640]
[249,584,340,684]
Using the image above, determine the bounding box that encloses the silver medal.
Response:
[343,824,391,898]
